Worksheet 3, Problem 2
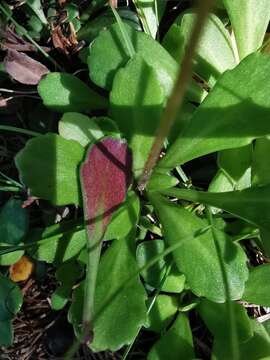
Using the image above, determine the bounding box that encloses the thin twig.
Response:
[137,0,215,191]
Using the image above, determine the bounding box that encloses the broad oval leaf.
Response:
[163,11,236,86]
[69,233,148,351]
[149,194,248,302]
[0,198,28,245]
[15,133,84,205]
[80,137,132,240]
[59,112,104,147]
[88,23,204,102]
[38,72,108,113]
[0,274,22,321]
[110,55,164,176]
[242,264,270,307]
[158,53,270,171]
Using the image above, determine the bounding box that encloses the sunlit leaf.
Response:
[223,0,270,60]
[110,55,164,176]
[242,264,270,307]
[38,72,108,113]
[88,23,204,102]
[159,53,270,171]
[149,193,248,302]
[59,113,104,147]
[15,134,84,205]
[147,313,194,360]
[162,184,270,230]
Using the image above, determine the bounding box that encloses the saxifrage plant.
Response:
[1,0,270,358]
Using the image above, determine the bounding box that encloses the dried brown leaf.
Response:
[4,49,49,85]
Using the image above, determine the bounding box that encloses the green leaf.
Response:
[252,137,270,186]
[162,184,270,230]
[110,55,164,176]
[0,245,24,266]
[213,320,270,360]
[149,194,248,302]
[242,264,270,307]
[0,320,13,347]
[15,134,84,205]
[0,274,22,321]
[0,198,27,264]
[51,261,83,310]
[134,0,165,38]
[58,112,104,147]
[198,299,253,344]
[78,7,141,43]
[26,0,47,25]
[91,233,147,351]
[38,72,108,113]
[147,295,178,333]
[223,0,270,60]
[147,313,195,360]
[147,173,179,191]
[218,145,252,184]
[69,233,147,351]
[32,227,86,264]
[88,23,204,102]
[104,191,140,241]
[136,240,185,293]
[163,11,235,86]
[0,198,29,245]
[158,53,270,171]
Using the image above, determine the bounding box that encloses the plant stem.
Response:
[0,2,63,71]
[0,125,40,137]
[137,0,215,191]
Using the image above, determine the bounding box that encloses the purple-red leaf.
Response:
[4,49,49,85]
[81,137,132,237]
[80,137,132,341]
